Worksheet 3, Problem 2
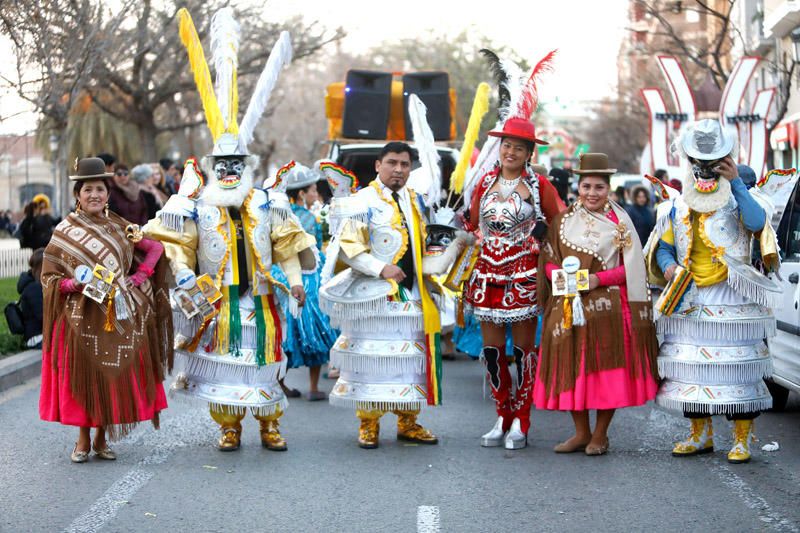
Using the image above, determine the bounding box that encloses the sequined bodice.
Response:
[480,191,535,233]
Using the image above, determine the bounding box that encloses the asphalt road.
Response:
[1,358,799,532]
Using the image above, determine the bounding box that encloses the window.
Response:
[777,180,800,261]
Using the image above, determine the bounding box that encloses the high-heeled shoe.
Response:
[480,416,506,447]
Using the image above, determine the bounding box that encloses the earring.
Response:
[104,203,109,217]
[75,200,82,213]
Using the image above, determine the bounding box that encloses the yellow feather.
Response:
[450,82,490,193]
[178,8,224,140]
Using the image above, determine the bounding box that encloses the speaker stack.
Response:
[341,70,393,139]
[402,71,451,141]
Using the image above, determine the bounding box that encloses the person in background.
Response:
[612,185,628,208]
[158,158,175,194]
[130,164,160,221]
[108,164,150,225]
[97,153,116,175]
[654,168,669,184]
[19,194,58,249]
[549,167,571,204]
[625,185,656,247]
[149,163,171,202]
[271,162,338,401]
[17,247,44,349]
[0,210,11,237]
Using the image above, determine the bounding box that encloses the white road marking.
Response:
[709,460,799,533]
[62,410,210,533]
[417,505,440,533]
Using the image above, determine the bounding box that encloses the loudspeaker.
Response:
[403,72,451,141]
[341,70,393,139]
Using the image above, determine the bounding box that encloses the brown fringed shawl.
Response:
[42,211,173,438]
[537,202,658,397]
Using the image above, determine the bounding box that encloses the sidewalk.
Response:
[0,349,41,393]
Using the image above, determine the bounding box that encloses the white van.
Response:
[767,179,800,410]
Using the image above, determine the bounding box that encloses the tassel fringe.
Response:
[173,351,282,384]
[657,316,776,341]
[330,351,425,376]
[328,396,428,412]
[727,269,782,308]
[656,396,772,416]
[657,359,774,385]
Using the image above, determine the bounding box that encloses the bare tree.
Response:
[637,0,795,132]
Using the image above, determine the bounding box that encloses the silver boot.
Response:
[480,416,506,447]
[504,418,527,450]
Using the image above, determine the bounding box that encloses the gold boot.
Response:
[395,410,438,445]
[218,426,241,452]
[357,410,382,449]
[728,420,754,464]
[257,414,288,452]
[672,417,714,457]
[210,405,246,452]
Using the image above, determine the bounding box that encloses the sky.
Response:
[0,0,629,135]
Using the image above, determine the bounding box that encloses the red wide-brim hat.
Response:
[487,117,548,145]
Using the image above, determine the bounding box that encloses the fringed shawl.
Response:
[42,211,173,438]
[537,202,659,397]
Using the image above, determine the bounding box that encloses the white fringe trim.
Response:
[159,212,185,233]
[330,314,423,333]
[166,391,288,414]
[320,238,341,285]
[655,396,772,415]
[330,351,425,376]
[209,398,289,416]
[727,269,782,308]
[319,295,394,319]
[328,212,370,238]
[174,352,282,384]
[657,315,776,341]
[657,359,774,385]
[328,396,427,411]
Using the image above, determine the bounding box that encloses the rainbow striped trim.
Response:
[656,266,693,316]
[756,167,796,188]
[319,161,358,193]
[275,160,297,188]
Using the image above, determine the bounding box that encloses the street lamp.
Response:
[791,27,800,65]
[48,134,58,215]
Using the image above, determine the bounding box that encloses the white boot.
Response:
[480,416,506,447]
[504,418,527,450]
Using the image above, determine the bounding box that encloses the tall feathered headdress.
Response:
[463,49,557,206]
[407,94,442,212]
[177,7,293,156]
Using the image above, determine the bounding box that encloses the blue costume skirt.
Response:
[453,312,542,359]
[271,256,338,369]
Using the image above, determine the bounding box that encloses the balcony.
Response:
[763,0,800,38]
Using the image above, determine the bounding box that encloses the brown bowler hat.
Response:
[573,153,617,176]
[69,157,114,181]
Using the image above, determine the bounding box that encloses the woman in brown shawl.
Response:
[39,157,173,463]
[533,154,659,456]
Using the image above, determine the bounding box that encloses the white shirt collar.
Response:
[376,177,409,202]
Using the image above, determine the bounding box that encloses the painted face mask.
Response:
[690,159,722,194]
[213,157,246,189]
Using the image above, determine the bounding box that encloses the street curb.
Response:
[0,349,41,394]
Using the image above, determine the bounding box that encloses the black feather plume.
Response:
[479,48,509,119]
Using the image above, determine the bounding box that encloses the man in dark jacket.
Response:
[108,164,150,225]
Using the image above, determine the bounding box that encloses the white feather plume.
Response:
[210,8,240,130]
[238,31,293,149]
[498,58,524,122]
[408,94,442,209]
